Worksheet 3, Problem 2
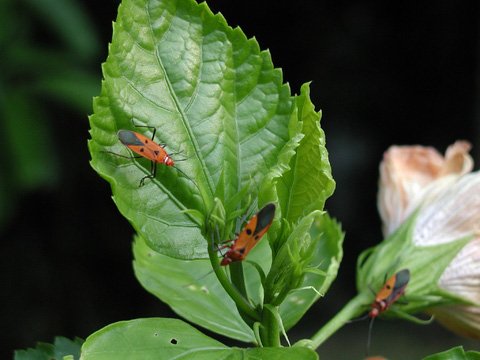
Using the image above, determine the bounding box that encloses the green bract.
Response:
[357,211,474,317]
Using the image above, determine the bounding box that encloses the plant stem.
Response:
[296,291,370,350]
[259,304,281,347]
[207,239,260,321]
[230,262,248,300]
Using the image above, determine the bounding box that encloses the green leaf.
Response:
[259,83,334,250]
[277,83,335,223]
[278,212,343,330]
[89,0,296,260]
[133,234,253,342]
[80,318,226,359]
[244,347,318,360]
[133,234,274,342]
[422,346,480,360]
[14,336,83,360]
[53,337,84,360]
[80,318,318,360]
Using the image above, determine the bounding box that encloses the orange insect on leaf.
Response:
[220,203,276,266]
[118,130,173,166]
[369,269,410,318]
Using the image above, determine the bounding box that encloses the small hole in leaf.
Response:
[170,338,178,345]
[154,332,158,336]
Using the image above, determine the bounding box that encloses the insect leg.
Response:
[131,119,156,140]
[101,150,142,160]
[139,161,157,187]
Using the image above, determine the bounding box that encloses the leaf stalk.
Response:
[207,235,260,322]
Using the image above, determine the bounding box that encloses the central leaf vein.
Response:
[145,5,214,197]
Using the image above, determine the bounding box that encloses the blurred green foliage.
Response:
[0,0,101,228]
[14,336,83,360]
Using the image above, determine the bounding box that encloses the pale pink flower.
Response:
[378,141,480,339]
[378,141,473,236]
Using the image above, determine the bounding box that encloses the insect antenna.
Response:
[172,165,193,181]
[347,313,370,323]
[182,269,215,288]
[366,316,375,357]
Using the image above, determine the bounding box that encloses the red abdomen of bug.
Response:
[162,155,174,166]
[369,300,387,318]
[220,248,246,266]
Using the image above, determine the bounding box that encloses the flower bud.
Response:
[264,211,325,306]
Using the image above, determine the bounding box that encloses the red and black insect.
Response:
[369,269,410,318]
[220,203,275,266]
[104,122,188,186]
[366,269,410,356]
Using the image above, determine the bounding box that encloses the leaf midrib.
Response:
[146,3,215,198]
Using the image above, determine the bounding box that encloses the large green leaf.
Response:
[89,0,296,259]
[80,318,318,360]
[133,234,273,342]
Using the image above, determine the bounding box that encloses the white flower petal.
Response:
[431,305,480,339]
[413,173,480,246]
[439,238,480,303]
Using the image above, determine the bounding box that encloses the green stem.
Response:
[207,240,260,321]
[259,304,281,347]
[230,262,248,300]
[295,292,369,350]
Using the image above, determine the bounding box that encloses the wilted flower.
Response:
[375,141,480,339]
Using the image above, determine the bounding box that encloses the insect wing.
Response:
[387,268,410,304]
[254,203,276,236]
[376,269,410,306]
[118,130,144,146]
[118,130,167,163]
[229,203,276,259]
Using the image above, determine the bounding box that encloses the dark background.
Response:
[3,0,480,358]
